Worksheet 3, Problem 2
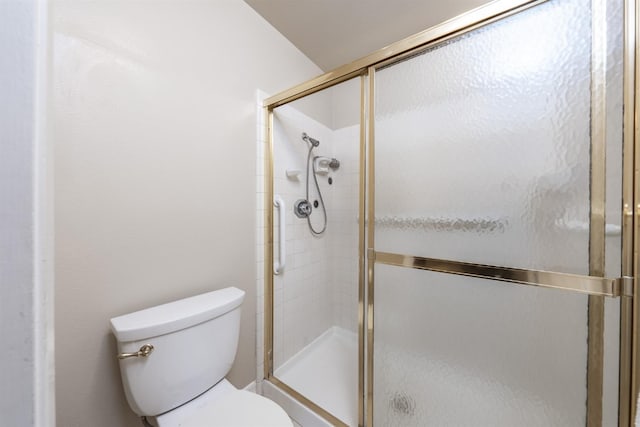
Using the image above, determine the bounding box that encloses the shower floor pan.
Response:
[274,326,358,426]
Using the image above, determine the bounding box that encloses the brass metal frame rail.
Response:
[373,250,633,298]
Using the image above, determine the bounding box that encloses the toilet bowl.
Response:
[110,287,292,427]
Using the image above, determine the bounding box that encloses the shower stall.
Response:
[260,0,640,426]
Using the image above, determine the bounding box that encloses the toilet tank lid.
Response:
[110,287,245,342]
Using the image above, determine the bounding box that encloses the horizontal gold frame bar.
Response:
[263,0,545,108]
[374,251,630,298]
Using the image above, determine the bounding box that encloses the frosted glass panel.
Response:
[373,264,588,426]
[374,0,592,274]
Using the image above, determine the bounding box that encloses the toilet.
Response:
[110,287,292,427]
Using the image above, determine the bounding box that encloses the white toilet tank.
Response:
[110,287,245,417]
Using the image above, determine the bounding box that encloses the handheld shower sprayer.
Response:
[298,131,341,236]
[302,132,320,147]
[299,132,325,235]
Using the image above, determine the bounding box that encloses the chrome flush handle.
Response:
[117,344,154,360]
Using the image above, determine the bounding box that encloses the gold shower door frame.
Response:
[262,0,640,426]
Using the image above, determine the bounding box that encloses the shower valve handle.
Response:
[294,199,312,218]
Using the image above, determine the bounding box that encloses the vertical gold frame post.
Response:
[632,0,640,420]
[587,0,607,424]
[264,107,274,380]
[620,0,637,424]
[358,73,367,427]
[365,66,376,427]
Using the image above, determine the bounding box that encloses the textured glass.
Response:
[375,0,592,275]
[374,264,588,426]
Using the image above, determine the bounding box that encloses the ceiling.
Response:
[244,0,490,71]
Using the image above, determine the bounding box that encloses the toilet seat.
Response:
[153,380,292,427]
[179,390,293,427]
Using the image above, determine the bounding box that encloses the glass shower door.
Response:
[370,0,623,425]
[270,78,362,426]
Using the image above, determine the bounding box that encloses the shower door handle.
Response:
[274,195,285,275]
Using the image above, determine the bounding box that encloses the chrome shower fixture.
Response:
[313,156,340,174]
[301,130,327,235]
[294,199,312,218]
[302,132,320,147]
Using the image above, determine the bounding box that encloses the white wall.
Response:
[52,1,322,426]
[0,0,54,426]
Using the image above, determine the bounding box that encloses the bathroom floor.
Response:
[275,327,358,426]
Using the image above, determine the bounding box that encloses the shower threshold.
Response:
[274,326,358,426]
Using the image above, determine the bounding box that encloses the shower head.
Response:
[302,132,320,147]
